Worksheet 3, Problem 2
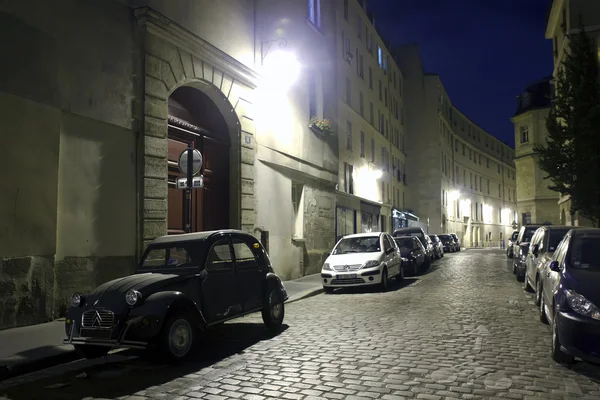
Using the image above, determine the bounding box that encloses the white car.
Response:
[321,232,403,293]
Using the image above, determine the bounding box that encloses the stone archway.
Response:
[135,8,260,251]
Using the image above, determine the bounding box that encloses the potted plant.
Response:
[309,117,335,136]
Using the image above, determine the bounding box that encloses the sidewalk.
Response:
[0,272,323,381]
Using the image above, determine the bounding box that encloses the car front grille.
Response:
[81,309,115,329]
[331,278,365,285]
[332,264,362,272]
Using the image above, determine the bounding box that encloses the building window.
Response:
[522,212,532,225]
[346,78,351,105]
[463,170,466,186]
[520,125,529,143]
[346,121,352,150]
[359,92,364,116]
[486,158,489,168]
[371,138,375,162]
[456,166,459,184]
[377,45,383,68]
[357,15,362,39]
[368,67,373,89]
[344,162,354,195]
[307,0,322,28]
[498,183,501,197]
[379,80,382,101]
[369,101,374,125]
[384,88,388,107]
[487,179,490,194]
[497,164,500,174]
[479,176,482,192]
[360,131,365,157]
[359,55,364,78]
[462,144,465,156]
[475,202,479,220]
[292,182,304,238]
[308,72,317,119]
[343,0,348,20]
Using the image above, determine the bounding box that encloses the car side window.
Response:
[232,239,258,269]
[205,239,234,272]
[388,235,399,250]
[554,236,569,266]
[537,231,546,253]
[383,236,391,252]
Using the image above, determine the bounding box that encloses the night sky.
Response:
[368,0,554,148]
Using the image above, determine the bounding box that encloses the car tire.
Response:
[262,287,285,331]
[539,292,549,324]
[535,278,542,306]
[516,271,524,282]
[160,312,198,362]
[413,260,418,276]
[552,311,575,364]
[74,345,110,359]
[397,266,404,282]
[380,268,389,292]
[323,286,335,294]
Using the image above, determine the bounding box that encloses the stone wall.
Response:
[303,185,336,276]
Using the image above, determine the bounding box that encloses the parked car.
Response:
[438,234,457,253]
[513,224,547,276]
[392,226,428,248]
[449,233,461,251]
[538,228,600,364]
[507,230,519,258]
[64,230,288,362]
[429,234,444,259]
[394,236,430,276]
[424,235,436,260]
[321,232,403,293]
[524,225,576,295]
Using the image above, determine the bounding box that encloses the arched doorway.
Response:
[166,86,231,234]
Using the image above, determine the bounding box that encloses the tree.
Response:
[534,20,600,227]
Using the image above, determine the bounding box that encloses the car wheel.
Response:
[262,287,285,331]
[524,275,533,292]
[552,311,575,364]
[539,292,549,324]
[535,278,542,306]
[397,266,404,282]
[160,312,197,362]
[323,286,335,294]
[413,260,418,276]
[74,345,109,359]
[516,271,524,282]
[380,268,389,292]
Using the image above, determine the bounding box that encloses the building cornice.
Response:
[134,6,260,89]
[545,0,565,39]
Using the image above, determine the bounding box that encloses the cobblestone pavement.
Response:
[2,249,600,400]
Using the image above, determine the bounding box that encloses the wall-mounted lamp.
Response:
[261,37,287,65]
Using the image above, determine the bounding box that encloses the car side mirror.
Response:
[199,269,208,281]
[549,260,561,272]
[386,247,395,254]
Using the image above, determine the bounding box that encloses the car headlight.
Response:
[125,289,142,306]
[362,260,380,269]
[322,263,332,271]
[71,293,83,307]
[401,257,409,263]
[566,290,600,320]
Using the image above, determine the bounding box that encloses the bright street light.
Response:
[373,169,383,179]
[262,50,300,89]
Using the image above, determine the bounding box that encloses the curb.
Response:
[0,348,80,382]
[286,287,324,304]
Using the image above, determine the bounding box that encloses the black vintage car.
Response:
[64,230,288,361]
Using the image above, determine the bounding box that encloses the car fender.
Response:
[264,273,288,303]
[129,291,207,330]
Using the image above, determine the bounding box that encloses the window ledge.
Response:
[292,237,306,243]
[305,19,324,36]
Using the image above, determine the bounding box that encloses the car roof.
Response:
[342,232,383,239]
[571,228,600,237]
[150,229,251,245]
[394,235,417,240]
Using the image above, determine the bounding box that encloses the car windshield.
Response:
[140,246,194,270]
[333,236,380,254]
[547,229,570,252]
[394,237,416,252]
[430,236,439,242]
[569,237,600,271]
[439,235,451,241]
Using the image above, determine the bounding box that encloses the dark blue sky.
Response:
[368,0,554,148]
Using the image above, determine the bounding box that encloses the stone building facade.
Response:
[546,0,600,228]
[394,44,518,246]
[511,77,560,226]
[0,0,338,330]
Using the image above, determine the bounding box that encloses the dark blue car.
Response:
[539,228,600,364]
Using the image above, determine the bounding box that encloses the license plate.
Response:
[338,273,357,279]
[80,328,112,339]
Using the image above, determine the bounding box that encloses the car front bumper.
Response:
[321,266,384,288]
[556,311,600,363]
[63,315,160,350]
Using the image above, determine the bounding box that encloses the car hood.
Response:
[81,273,189,311]
[325,252,382,268]
[565,268,600,305]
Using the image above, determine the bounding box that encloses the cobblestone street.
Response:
[2,249,600,400]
